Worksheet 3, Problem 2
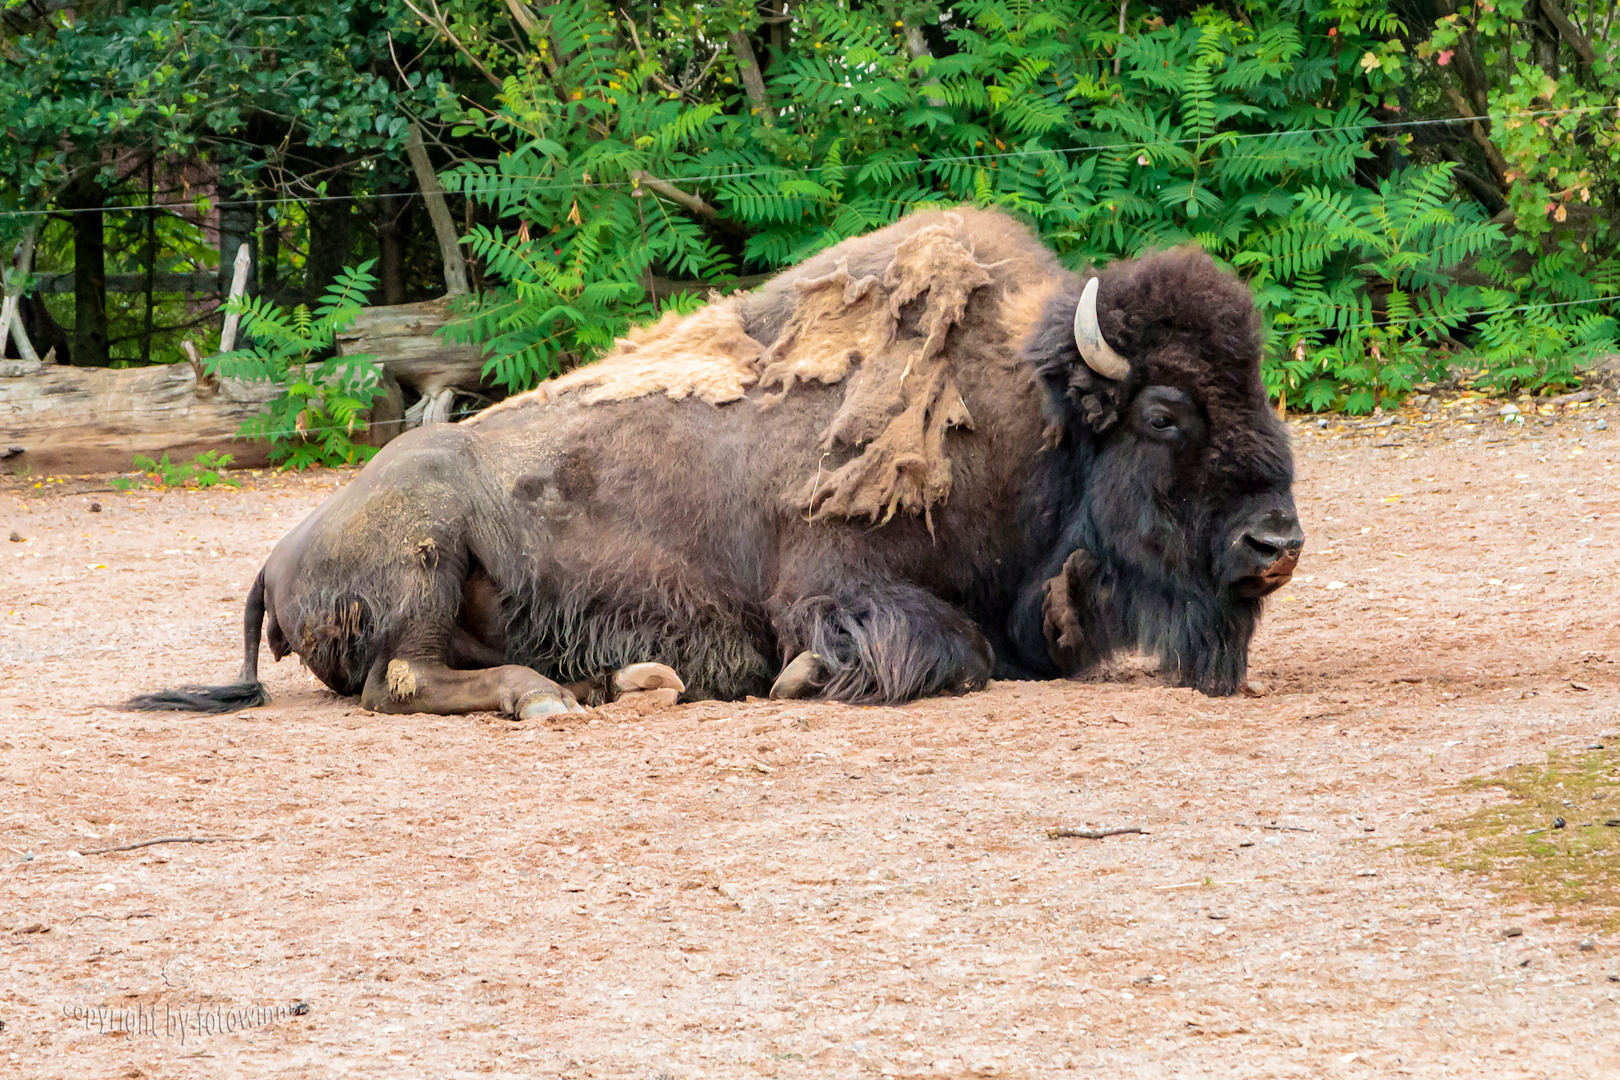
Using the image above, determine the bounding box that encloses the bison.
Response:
[129,207,1301,718]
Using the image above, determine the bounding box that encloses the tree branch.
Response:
[401,0,504,89]
[1538,0,1597,65]
[2,224,39,364]
[405,123,471,296]
[1442,84,1512,189]
[503,0,538,36]
[631,170,721,219]
[727,29,774,125]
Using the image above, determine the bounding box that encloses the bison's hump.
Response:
[469,207,1069,527]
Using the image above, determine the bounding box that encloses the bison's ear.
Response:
[1025,285,1130,442]
[1091,246,1263,386]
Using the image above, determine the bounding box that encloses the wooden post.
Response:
[404,123,470,297]
[218,243,252,353]
[2,226,41,364]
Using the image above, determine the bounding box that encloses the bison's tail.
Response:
[123,567,271,713]
[122,681,271,712]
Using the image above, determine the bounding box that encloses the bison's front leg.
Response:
[360,658,587,719]
[1041,548,1112,676]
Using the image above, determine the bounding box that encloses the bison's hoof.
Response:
[613,662,686,696]
[770,651,825,700]
[516,691,579,720]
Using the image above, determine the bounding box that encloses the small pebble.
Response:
[1554,817,1567,829]
[1504,927,1524,938]
[89,502,101,513]
[1597,419,1609,431]
[1357,869,1377,878]
[1580,940,1596,952]
[7,531,22,543]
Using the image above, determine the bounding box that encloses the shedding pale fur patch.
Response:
[477,301,763,421]
[771,216,996,528]
[386,659,419,701]
[755,260,888,401]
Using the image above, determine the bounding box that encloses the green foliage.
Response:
[1412,0,1620,398]
[110,451,240,491]
[412,0,1620,413]
[209,262,386,469]
[0,1,425,224]
[1255,162,1507,411]
[7,1,1620,413]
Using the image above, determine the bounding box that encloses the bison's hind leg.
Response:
[558,661,687,708]
[769,583,993,704]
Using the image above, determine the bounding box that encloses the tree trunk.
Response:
[303,167,355,302]
[0,362,279,472]
[67,175,109,367]
[377,180,413,307]
[1529,4,1562,79]
[1,297,499,471]
[404,124,469,296]
[217,174,257,299]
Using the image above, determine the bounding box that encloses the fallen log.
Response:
[1,295,492,475]
[334,295,493,402]
[0,362,280,474]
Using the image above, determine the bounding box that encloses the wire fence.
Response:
[6,101,1615,426]
[2,102,1617,218]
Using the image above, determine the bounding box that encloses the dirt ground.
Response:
[2,395,1618,1079]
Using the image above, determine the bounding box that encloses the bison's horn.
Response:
[1073,277,1130,381]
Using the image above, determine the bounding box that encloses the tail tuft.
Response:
[123,683,271,713]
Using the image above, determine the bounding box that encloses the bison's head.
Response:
[1024,247,1302,695]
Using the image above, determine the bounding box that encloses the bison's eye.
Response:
[1133,386,1201,444]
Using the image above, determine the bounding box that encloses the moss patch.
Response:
[1421,748,1620,928]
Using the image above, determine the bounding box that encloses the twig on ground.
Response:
[70,912,156,922]
[1047,825,1146,840]
[1153,878,1254,890]
[1235,822,1314,833]
[76,836,249,856]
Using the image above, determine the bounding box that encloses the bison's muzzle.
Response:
[1228,505,1304,599]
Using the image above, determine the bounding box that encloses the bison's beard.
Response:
[1038,545,1264,696]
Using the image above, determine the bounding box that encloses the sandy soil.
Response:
[2,397,1618,1079]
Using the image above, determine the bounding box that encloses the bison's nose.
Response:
[1233,511,1304,594]
[1242,528,1304,573]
